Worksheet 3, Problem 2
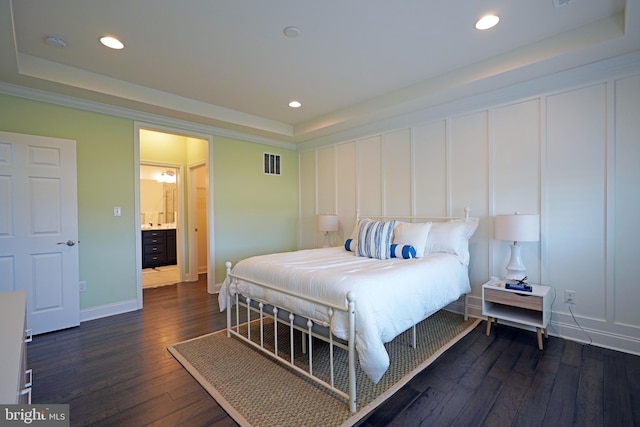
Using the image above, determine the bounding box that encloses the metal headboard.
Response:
[356,207,471,222]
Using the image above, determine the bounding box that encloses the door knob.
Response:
[57,240,77,246]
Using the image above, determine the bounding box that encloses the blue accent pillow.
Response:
[344,238,356,252]
[355,219,396,259]
[346,238,416,259]
[390,244,417,259]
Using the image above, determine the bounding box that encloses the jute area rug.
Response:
[168,310,479,427]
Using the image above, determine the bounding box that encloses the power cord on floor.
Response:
[546,286,559,337]
[567,303,593,345]
[549,285,593,345]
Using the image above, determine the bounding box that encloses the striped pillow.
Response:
[355,219,396,259]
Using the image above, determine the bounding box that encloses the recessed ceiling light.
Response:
[288,101,302,108]
[99,36,124,50]
[475,15,500,30]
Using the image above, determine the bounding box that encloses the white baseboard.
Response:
[464,294,640,356]
[552,315,640,356]
[445,294,483,319]
[80,299,140,323]
[213,282,223,293]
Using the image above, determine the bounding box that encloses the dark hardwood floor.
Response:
[28,277,640,426]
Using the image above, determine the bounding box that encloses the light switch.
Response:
[114,206,122,217]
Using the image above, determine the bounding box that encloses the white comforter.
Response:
[218,247,470,383]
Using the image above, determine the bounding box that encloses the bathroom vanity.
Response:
[142,228,177,269]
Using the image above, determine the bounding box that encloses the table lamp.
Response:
[317,214,339,247]
[494,212,539,281]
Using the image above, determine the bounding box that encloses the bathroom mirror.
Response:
[140,164,178,227]
[163,181,176,224]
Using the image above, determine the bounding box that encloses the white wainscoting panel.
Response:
[450,112,489,218]
[298,150,317,249]
[414,121,447,216]
[546,84,607,322]
[298,69,640,355]
[357,136,383,216]
[613,75,640,329]
[450,112,490,288]
[492,99,541,282]
[316,146,335,217]
[336,141,357,242]
[383,129,412,217]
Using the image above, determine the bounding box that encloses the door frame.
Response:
[133,122,215,309]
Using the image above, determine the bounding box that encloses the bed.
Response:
[218,211,478,412]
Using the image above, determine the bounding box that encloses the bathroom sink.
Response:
[141,224,176,230]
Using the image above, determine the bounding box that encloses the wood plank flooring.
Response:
[27,277,640,426]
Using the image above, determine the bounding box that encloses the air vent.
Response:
[264,153,281,175]
[553,0,575,8]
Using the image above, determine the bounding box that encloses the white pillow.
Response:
[424,218,479,264]
[392,221,432,257]
[356,219,396,259]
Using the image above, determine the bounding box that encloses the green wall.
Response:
[0,94,136,309]
[0,93,299,313]
[213,136,298,280]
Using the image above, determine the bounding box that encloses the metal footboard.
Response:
[225,262,357,413]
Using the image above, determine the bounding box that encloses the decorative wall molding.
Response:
[298,50,640,151]
[299,66,640,357]
[0,82,297,151]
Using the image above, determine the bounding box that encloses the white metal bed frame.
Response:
[224,209,472,413]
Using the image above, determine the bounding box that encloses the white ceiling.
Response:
[0,0,638,144]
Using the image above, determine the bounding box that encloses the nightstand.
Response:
[482,279,551,350]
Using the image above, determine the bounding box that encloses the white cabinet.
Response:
[0,291,31,403]
[482,279,551,350]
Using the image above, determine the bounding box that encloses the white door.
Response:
[0,131,80,334]
[188,162,208,281]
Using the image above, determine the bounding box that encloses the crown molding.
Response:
[297,50,640,151]
[0,82,297,151]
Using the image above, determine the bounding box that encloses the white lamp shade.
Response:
[317,214,339,232]
[494,213,539,242]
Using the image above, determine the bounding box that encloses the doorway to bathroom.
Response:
[135,124,213,304]
[140,163,181,288]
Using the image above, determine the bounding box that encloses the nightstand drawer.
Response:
[484,288,542,312]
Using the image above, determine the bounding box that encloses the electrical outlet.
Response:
[564,290,575,305]
[79,281,87,292]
